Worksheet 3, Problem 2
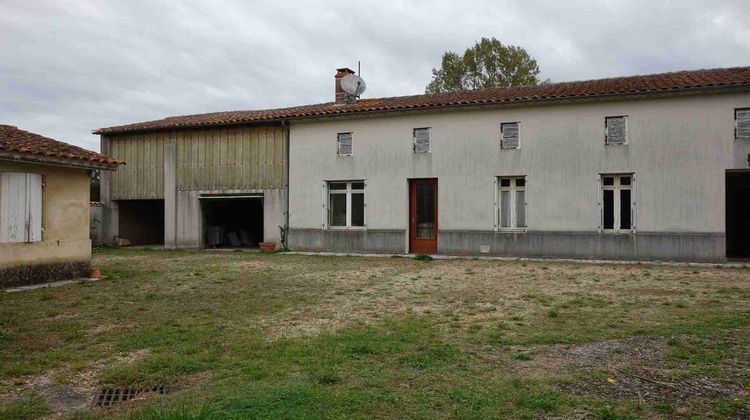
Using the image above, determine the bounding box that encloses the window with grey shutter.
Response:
[500,123,520,149]
[735,108,750,139]
[0,172,42,243]
[337,132,352,156]
[413,128,431,153]
[605,116,628,145]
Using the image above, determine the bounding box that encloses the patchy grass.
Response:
[0,249,749,418]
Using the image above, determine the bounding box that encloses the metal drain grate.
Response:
[93,386,167,407]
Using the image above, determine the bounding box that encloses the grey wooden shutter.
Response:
[26,173,42,242]
[605,116,627,145]
[0,172,42,243]
[736,108,750,139]
[337,133,352,156]
[413,128,431,153]
[501,123,520,149]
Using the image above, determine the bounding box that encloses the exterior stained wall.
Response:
[102,124,286,247]
[0,161,91,283]
[289,92,750,259]
[107,132,165,199]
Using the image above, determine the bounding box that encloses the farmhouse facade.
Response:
[96,66,750,261]
[0,125,121,287]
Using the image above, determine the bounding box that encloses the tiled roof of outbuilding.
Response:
[95,66,750,134]
[0,125,122,167]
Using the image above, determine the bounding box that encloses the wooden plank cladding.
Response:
[108,132,166,200]
[175,125,284,191]
[107,124,284,200]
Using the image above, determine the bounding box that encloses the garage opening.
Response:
[201,196,263,248]
[726,171,750,258]
[117,200,164,245]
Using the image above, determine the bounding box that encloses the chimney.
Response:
[335,67,355,104]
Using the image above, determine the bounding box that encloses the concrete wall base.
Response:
[0,260,89,288]
[289,229,406,253]
[288,229,727,262]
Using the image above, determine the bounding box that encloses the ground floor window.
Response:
[601,174,634,232]
[327,181,365,228]
[497,176,526,230]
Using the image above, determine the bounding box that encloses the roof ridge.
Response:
[94,65,750,134]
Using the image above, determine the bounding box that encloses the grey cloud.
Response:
[1,0,748,151]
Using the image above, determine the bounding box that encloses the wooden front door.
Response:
[409,178,438,254]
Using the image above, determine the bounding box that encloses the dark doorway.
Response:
[409,178,438,254]
[726,171,750,258]
[118,200,164,245]
[201,198,263,248]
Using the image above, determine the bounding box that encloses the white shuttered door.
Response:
[0,172,43,243]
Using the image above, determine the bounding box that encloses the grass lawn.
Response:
[1,249,749,419]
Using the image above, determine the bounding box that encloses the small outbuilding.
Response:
[0,125,122,288]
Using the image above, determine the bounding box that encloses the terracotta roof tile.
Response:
[0,125,122,167]
[95,66,750,134]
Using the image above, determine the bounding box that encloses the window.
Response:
[413,128,431,153]
[0,172,42,243]
[600,174,633,232]
[735,108,750,139]
[326,181,365,228]
[337,132,353,156]
[500,122,520,149]
[496,176,526,230]
[605,116,628,145]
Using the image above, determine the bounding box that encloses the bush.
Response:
[414,254,433,262]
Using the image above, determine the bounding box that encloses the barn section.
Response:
[99,124,286,248]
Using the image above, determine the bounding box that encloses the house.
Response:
[95,66,750,261]
[0,125,121,287]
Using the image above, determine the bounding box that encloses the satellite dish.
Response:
[340,74,366,97]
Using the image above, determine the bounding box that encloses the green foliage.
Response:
[129,401,226,420]
[426,37,544,93]
[512,352,534,361]
[547,308,559,318]
[414,254,433,262]
[0,397,48,420]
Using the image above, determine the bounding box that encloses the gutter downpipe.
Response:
[281,120,290,250]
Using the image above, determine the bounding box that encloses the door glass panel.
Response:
[620,189,631,229]
[603,190,614,229]
[329,194,347,226]
[500,190,510,228]
[416,183,435,238]
[351,193,365,226]
[515,190,526,228]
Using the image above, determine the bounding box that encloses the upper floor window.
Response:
[601,174,633,232]
[413,128,431,153]
[337,132,353,156]
[735,108,750,140]
[326,181,365,228]
[500,122,520,149]
[497,176,526,230]
[0,172,43,243]
[605,116,628,145]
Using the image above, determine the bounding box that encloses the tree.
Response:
[425,37,544,94]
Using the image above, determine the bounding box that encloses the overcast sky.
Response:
[2,0,749,151]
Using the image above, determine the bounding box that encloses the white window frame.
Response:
[598,173,635,233]
[605,116,629,146]
[494,176,527,232]
[500,122,521,150]
[322,180,366,229]
[337,132,353,157]
[412,127,432,154]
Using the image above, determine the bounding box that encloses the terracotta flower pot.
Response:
[259,242,277,252]
[89,267,102,278]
